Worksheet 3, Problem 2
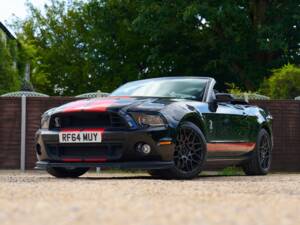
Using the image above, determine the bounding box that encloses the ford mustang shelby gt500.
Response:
[35,77,273,179]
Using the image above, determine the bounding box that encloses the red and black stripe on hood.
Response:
[51,96,176,114]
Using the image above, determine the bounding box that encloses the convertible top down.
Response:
[35,77,273,179]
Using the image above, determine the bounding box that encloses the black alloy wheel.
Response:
[243,129,272,175]
[258,133,272,170]
[148,121,207,179]
[174,125,205,173]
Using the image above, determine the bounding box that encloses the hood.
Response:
[51,96,178,114]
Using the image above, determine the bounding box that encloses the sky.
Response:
[0,0,48,23]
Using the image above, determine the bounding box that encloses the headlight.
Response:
[131,112,166,127]
[41,114,50,129]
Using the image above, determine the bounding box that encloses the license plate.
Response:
[59,131,102,143]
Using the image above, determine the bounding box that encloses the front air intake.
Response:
[49,112,127,130]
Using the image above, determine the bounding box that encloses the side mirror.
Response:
[215,93,234,103]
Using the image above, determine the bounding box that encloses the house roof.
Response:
[0,22,16,40]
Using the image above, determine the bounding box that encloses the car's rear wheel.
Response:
[148,121,207,179]
[242,129,272,175]
[46,167,89,178]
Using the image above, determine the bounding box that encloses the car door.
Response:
[203,102,252,157]
[205,103,249,141]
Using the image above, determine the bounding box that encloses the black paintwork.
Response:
[35,77,273,170]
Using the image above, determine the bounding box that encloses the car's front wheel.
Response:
[242,129,272,175]
[46,167,89,178]
[148,121,207,179]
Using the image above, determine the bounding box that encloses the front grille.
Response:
[46,144,123,160]
[50,112,127,129]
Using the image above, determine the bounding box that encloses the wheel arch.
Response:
[260,122,273,147]
[261,123,271,135]
[179,112,207,140]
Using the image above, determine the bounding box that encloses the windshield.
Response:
[111,78,208,100]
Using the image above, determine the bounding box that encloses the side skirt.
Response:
[207,142,256,152]
[204,149,255,170]
[205,141,256,169]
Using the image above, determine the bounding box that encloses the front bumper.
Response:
[36,160,174,170]
[35,127,175,169]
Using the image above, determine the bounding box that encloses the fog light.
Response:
[141,144,151,154]
[137,143,151,154]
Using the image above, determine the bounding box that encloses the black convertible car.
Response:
[36,77,273,179]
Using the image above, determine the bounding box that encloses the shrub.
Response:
[260,64,300,99]
[226,83,270,100]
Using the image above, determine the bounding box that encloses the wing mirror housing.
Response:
[215,93,234,103]
[209,93,234,112]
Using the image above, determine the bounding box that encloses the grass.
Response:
[218,166,244,176]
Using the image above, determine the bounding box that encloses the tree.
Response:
[11,0,300,95]
[260,64,300,99]
[11,0,88,95]
[0,38,20,95]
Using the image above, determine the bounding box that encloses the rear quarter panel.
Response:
[244,105,273,142]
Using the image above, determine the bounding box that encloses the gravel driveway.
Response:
[0,171,299,225]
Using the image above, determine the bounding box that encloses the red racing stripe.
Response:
[83,99,117,112]
[207,142,256,152]
[62,100,89,113]
[62,99,120,113]
[62,158,107,162]
[62,158,82,162]
[60,128,105,133]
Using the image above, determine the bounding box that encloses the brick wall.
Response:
[25,97,76,169]
[0,98,21,168]
[251,100,300,171]
[0,97,299,171]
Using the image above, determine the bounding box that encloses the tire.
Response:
[46,167,89,178]
[148,121,207,179]
[242,129,272,175]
